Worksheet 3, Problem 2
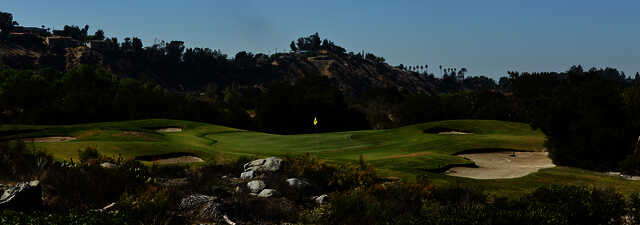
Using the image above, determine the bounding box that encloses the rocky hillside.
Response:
[1,39,440,97]
[272,50,439,97]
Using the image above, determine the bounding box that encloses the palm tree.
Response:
[439,65,443,75]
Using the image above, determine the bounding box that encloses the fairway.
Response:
[2,119,640,197]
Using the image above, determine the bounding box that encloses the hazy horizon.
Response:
[4,0,639,78]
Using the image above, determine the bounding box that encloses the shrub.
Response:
[430,183,487,205]
[327,182,432,225]
[41,158,149,209]
[119,185,187,225]
[524,185,626,225]
[0,140,55,181]
[78,146,101,164]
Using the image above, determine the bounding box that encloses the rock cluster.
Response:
[0,180,42,211]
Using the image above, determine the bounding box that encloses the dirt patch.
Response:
[135,152,204,165]
[154,127,182,133]
[424,127,472,135]
[445,151,555,179]
[438,131,472,135]
[22,136,76,143]
[150,156,204,164]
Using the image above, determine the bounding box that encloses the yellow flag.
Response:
[313,117,318,126]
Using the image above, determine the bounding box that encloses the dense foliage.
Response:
[508,66,638,171]
[5,147,640,225]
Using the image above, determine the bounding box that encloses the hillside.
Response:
[0,33,442,97]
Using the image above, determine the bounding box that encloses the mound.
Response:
[22,136,76,143]
[423,126,472,135]
[135,152,204,164]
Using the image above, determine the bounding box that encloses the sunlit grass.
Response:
[3,119,640,197]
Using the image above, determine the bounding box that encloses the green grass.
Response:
[2,119,640,197]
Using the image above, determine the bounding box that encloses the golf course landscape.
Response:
[3,119,640,197]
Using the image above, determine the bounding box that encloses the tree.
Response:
[0,11,18,41]
[132,37,143,52]
[166,40,185,62]
[309,32,321,50]
[290,41,297,52]
[61,65,116,122]
[94,30,105,41]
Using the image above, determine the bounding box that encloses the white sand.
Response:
[445,151,555,179]
[438,131,472,135]
[155,127,183,133]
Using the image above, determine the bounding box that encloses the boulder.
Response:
[257,189,278,198]
[179,194,222,220]
[240,170,255,180]
[100,162,118,169]
[314,194,330,204]
[247,180,266,193]
[0,180,42,211]
[286,178,311,189]
[244,157,283,173]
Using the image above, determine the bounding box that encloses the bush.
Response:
[327,182,432,225]
[41,158,149,209]
[430,183,487,205]
[78,146,101,163]
[0,140,55,181]
[525,185,626,225]
[119,185,187,225]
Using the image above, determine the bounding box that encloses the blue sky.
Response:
[4,0,639,78]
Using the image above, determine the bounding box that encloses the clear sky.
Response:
[3,0,639,78]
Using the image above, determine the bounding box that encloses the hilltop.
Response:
[0,27,444,97]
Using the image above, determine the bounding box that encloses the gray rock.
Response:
[286,178,311,189]
[240,170,255,179]
[314,194,330,204]
[92,202,118,213]
[244,157,283,173]
[100,162,118,169]
[257,189,278,198]
[0,180,42,211]
[247,180,266,193]
[179,194,222,220]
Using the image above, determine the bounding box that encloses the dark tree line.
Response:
[508,66,639,171]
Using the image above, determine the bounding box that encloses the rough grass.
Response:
[2,119,640,197]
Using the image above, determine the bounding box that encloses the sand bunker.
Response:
[438,131,472,135]
[135,152,204,165]
[155,127,182,133]
[23,136,76,143]
[445,151,555,179]
[424,127,473,135]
